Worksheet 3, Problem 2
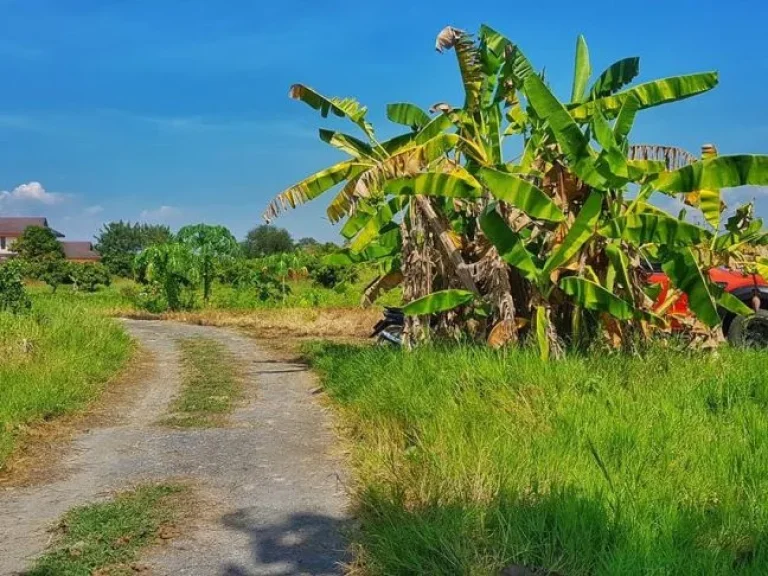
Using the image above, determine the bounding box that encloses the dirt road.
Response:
[0,320,348,575]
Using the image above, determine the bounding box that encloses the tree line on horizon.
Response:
[94,220,335,277]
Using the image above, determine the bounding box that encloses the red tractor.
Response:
[646,267,768,346]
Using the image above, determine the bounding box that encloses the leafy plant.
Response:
[0,261,31,313]
[264,24,768,355]
[95,221,173,277]
[311,263,359,289]
[242,224,294,257]
[177,224,239,303]
[13,226,65,262]
[70,262,112,292]
[134,243,198,311]
[38,260,73,293]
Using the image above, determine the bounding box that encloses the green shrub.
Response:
[70,262,111,292]
[37,260,73,292]
[311,263,359,289]
[0,261,31,313]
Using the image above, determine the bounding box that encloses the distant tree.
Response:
[139,223,173,247]
[297,237,319,248]
[13,226,65,262]
[242,225,294,257]
[177,224,239,303]
[95,221,173,277]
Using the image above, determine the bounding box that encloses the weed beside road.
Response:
[0,298,132,469]
[307,342,768,574]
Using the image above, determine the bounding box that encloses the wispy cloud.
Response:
[84,204,104,215]
[0,181,66,207]
[140,205,182,223]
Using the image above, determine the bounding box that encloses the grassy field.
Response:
[307,342,768,575]
[0,297,132,469]
[164,337,241,427]
[28,483,186,576]
[26,271,400,314]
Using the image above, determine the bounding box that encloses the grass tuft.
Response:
[0,298,132,469]
[164,337,241,427]
[306,342,768,575]
[27,483,186,576]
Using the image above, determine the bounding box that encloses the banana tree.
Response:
[177,224,239,303]
[264,24,768,354]
[135,242,199,311]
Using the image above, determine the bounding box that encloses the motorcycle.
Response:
[371,306,404,346]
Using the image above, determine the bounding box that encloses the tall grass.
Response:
[0,298,132,467]
[27,272,400,314]
[307,343,768,574]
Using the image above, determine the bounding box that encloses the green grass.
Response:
[306,342,768,575]
[209,270,401,310]
[26,278,137,314]
[164,337,241,427]
[0,296,132,468]
[26,271,401,313]
[28,483,185,576]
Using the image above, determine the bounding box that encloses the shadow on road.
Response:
[220,509,350,575]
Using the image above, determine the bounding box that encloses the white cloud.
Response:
[0,181,65,206]
[84,205,104,215]
[140,205,182,223]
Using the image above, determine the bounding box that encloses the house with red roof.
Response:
[0,217,100,262]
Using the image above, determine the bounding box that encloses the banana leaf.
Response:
[289,84,374,138]
[387,103,431,130]
[350,197,408,254]
[560,276,636,320]
[544,191,603,275]
[480,208,541,282]
[716,289,754,317]
[570,72,718,120]
[500,43,535,93]
[570,35,591,103]
[656,155,768,193]
[591,111,629,178]
[264,160,368,222]
[484,103,503,164]
[319,129,376,160]
[661,248,720,327]
[478,167,565,222]
[536,305,549,361]
[414,114,456,144]
[613,94,640,143]
[605,242,631,291]
[403,289,476,315]
[524,74,589,160]
[385,171,482,199]
[697,188,722,229]
[599,213,709,245]
[340,201,376,239]
[588,57,640,100]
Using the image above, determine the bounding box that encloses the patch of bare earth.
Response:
[0,320,349,576]
[122,306,380,339]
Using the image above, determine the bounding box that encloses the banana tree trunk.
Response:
[401,203,432,347]
[413,196,479,295]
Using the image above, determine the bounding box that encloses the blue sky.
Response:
[0,0,765,243]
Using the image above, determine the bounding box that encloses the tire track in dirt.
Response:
[0,320,348,575]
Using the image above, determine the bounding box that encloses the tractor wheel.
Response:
[727,309,768,348]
